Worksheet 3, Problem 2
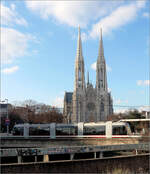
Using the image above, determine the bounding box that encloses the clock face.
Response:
[86,102,95,111]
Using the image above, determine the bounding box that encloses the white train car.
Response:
[12,121,136,138]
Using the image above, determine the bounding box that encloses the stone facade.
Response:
[63,27,113,123]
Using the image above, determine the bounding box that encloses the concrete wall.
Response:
[1,137,140,148]
[1,154,149,173]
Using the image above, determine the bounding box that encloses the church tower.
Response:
[96,28,107,92]
[72,26,86,122]
[64,27,113,123]
[96,28,113,121]
[74,26,85,91]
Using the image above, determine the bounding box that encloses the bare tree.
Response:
[22,99,37,107]
[12,100,22,107]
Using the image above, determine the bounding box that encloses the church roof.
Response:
[64,92,73,103]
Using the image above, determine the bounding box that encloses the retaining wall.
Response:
[1,154,149,173]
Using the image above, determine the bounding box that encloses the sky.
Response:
[1,0,150,113]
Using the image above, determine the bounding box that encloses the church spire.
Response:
[96,28,108,92]
[98,28,104,62]
[74,26,85,91]
[76,26,83,61]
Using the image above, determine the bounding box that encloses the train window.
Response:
[56,126,78,136]
[112,125,127,135]
[29,127,50,136]
[83,125,105,135]
[12,127,23,136]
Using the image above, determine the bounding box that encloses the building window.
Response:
[83,125,105,135]
[78,67,81,81]
[56,126,78,135]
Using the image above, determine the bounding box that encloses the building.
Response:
[63,92,73,123]
[63,27,113,123]
[0,103,12,117]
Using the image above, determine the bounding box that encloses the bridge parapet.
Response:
[0,136,144,148]
[0,143,149,157]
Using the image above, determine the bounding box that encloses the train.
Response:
[12,121,134,138]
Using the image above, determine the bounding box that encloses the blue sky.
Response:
[1,0,150,113]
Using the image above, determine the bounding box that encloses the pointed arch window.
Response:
[101,68,103,76]
[101,99,104,112]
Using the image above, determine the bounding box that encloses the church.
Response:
[63,27,113,123]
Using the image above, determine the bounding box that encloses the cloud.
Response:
[2,66,19,74]
[89,1,146,38]
[51,97,64,108]
[25,1,146,40]
[25,1,146,41]
[25,1,123,28]
[1,27,35,64]
[91,62,112,72]
[1,3,28,27]
[137,80,150,86]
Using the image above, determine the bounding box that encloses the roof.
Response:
[64,92,73,103]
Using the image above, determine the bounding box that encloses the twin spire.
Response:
[75,26,106,91]
[76,26,104,62]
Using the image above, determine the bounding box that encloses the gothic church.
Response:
[63,27,113,123]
